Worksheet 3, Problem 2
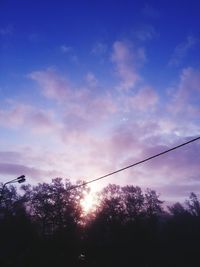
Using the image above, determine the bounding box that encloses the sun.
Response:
[81,191,97,214]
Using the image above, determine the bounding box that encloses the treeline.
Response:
[0,178,200,267]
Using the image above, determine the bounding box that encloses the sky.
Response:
[0,0,200,202]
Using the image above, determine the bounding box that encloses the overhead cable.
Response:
[69,136,200,191]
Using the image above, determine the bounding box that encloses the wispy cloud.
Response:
[111,41,145,91]
[85,72,98,87]
[0,162,60,181]
[169,36,198,66]
[27,68,117,136]
[0,151,23,163]
[135,25,158,42]
[0,102,59,134]
[60,45,72,53]
[0,104,31,128]
[28,69,70,101]
[128,86,158,111]
[168,67,200,115]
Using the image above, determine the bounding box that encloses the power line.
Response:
[69,136,200,191]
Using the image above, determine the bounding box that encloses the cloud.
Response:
[0,104,31,128]
[0,151,23,163]
[85,72,98,87]
[104,126,200,201]
[60,45,72,53]
[29,110,59,134]
[2,41,200,202]
[59,45,79,64]
[28,68,117,135]
[0,162,60,181]
[156,182,200,202]
[168,67,200,115]
[169,36,198,66]
[128,86,158,111]
[28,69,70,101]
[140,137,200,197]
[84,119,163,182]
[78,95,200,198]
[0,148,65,182]
[135,25,158,42]
[0,102,59,134]
[61,92,116,135]
[111,41,145,91]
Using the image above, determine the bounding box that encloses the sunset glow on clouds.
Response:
[0,0,200,202]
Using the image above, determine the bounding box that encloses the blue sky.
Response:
[0,0,200,202]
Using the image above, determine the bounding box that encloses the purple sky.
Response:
[0,1,200,202]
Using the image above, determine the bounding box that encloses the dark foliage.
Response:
[0,179,200,267]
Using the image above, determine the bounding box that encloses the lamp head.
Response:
[18,178,25,184]
[17,175,25,180]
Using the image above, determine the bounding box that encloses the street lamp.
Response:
[0,175,26,204]
[2,174,26,187]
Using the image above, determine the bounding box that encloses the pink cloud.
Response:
[0,162,60,181]
[29,110,59,134]
[168,67,200,116]
[129,86,158,111]
[0,151,22,163]
[1,59,199,203]
[141,138,200,200]
[82,113,200,200]
[177,67,200,97]
[84,120,161,177]
[0,148,65,183]
[0,102,58,134]
[28,69,70,101]
[28,68,117,134]
[0,104,31,128]
[111,41,144,91]
[62,93,116,134]
[131,136,200,184]
[85,72,98,87]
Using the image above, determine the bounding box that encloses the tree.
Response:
[122,185,145,220]
[144,189,163,217]
[186,192,200,216]
[168,202,188,216]
[96,184,124,223]
[22,178,87,236]
[0,184,19,216]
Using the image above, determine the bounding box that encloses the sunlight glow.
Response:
[81,191,97,214]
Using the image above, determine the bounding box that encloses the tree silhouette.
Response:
[1,179,200,267]
[144,188,163,217]
[122,185,145,220]
[186,192,200,216]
